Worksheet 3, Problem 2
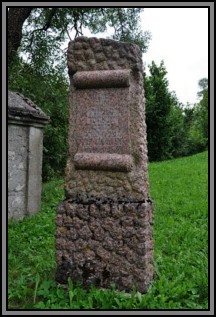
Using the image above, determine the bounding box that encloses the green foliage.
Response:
[144,62,208,161]
[183,78,208,155]
[197,78,208,98]
[144,61,183,161]
[97,8,151,52]
[167,100,188,158]
[193,79,208,147]
[8,152,208,309]
[19,8,150,71]
[8,178,64,309]
[8,58,69,181]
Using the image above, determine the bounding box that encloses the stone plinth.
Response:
[8,91,49,220]
[55,37,154,293]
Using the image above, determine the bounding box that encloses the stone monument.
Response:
[55,37,154,293]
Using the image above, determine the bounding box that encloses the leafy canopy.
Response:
[18,8,151,74]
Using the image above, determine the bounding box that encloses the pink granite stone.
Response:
[73,69,130,88]
[74,87,131,156]
[74,153,133,172]
[65,37,149,200]
[56,37,154,294]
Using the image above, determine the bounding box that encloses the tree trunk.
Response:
[8,8,32,64]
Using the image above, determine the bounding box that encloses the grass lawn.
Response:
[8,151,208,310]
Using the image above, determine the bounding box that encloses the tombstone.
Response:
[8,91,49,220]
[55,37,154,293]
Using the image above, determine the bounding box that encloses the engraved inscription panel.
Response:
[75,88,130,154]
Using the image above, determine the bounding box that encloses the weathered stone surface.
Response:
[73,69,130,88]
[66,37,149,200]
[8,125,28,219]
[8,91,48,122]
[55,199,154,293]
[8,91,49,220]
[74,153,133,172]
[56,37,154,293]
[74,87,130,156]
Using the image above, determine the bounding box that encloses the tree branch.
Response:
[73,9,83,38]
[43,8,57,31]
[8,7,33,64]
[117,8,126,38]
[66,29,72,40]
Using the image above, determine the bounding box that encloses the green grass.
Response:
[8,151,208,310]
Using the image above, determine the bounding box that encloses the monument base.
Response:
[55,197,154,293]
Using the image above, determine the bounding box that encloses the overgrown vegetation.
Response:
[144,61,208,161]
[8,152,208,310]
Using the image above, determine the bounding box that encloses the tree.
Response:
[188,78,208,152]
[8,8,32,64]
[144,61,174,161]
[196,78,208,141]
[197,78,208,98]
[167,94,189,158]
[197,80,208,142]
[8,7,151,69]
[144,61,190,161]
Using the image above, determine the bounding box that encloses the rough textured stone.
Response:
[56,37,154,293]
[66,37,149,200]
[56,200,154,293]
[8,91,49,122]
[8,91,49,220]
